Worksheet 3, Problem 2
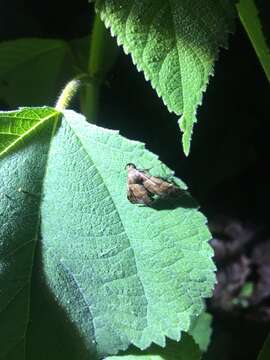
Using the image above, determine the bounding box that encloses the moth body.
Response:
[126,163,182,206]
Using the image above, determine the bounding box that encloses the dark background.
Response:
[0,1,269,359]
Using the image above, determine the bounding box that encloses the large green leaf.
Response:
[105,333,201,360]
[0,39,75,108]
[0,108,59,359]
[95,0,235,155]
[0,108,215,358]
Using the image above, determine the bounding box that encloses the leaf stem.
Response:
[55,13,118,118]
[237,0,270,83]
[80,78,100,124]
[80,13,119,123]
[55,75,87,111]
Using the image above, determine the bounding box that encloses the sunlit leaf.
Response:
[95,0,235,154]
[0,108,215,358]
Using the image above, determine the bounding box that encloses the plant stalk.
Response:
[55,13,119,117]
[55,78,82,111]
[80,13,119,123]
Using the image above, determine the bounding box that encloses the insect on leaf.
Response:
[0,108,215,358]
[126,163,182,205]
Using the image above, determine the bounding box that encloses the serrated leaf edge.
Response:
[95,2,235,155]
[63,110,215,350]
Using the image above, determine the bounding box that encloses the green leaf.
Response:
[257,334,270,360]
[189,312,212,352]
[237,0,270,83]
[0,108,59,359]
[95,0,235,155]
[69,36,91,73]
[0,107,59,156]
[105,333,201,360]
[0,39,75,108]
[0,108,215,358]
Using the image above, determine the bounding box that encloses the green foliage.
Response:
[0,108,215,358]
[237,0,270,82]
[0,40,75,108]
[0,107,59,156]
[105,333,201,360]
[0,108,58,359]
[189,312,212,352]
[1,2,267,359]
[95,0,235,155]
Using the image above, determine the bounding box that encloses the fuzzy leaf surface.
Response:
[95,0,235,155]
[0,108,214,358]
[0,107,59,359]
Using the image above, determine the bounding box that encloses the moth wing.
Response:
[143,175,182,198]
[127,186,138,204]
[127,184,153,205]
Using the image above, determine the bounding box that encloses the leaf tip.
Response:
[178,115,192,156]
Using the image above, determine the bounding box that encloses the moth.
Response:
[126,163,182,206]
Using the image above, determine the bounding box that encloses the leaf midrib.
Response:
[0,110,59,157]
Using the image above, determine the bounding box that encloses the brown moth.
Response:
[126,163,182,205]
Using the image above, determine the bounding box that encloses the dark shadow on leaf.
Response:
[28,241,99,360]
[151,192,198,211]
